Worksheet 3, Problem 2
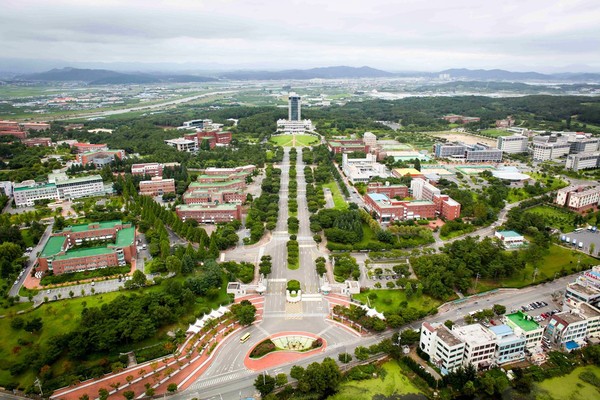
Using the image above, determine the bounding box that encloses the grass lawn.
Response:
[330,361,423,400]
[525,205,577,233]
[269,134,319,147]
[354,289,441,314]
[20,229,35,248]
[322,181,348,210]
[507,173,568,203]
[535,365,600,400]
[480,129,509,137]
[478,244,597,291]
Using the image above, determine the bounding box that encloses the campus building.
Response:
[453,324,497,370]
[341,153,389,184]
[432,142,503,162]
[13,174,106,206]
[175,203,243,223]
[36,220,136,275]
[366,182,408,199]
[72,142,109,154]
[565,152,600,171]
[555,185,600,212]
[22,138,52,147]
[497,135,528,154]
[164,137,196,152]
[131,163,163,177]
[139,177,176,196]
[364,193,436,222]
[77,149,125,168]
[183,130,233,149]
[505,311,544,349]
[177,119,223,131]
[532,142,571,161]
[411,178,461,220]
[494,230,525,248]
[442,115,480,124]
[565,266,600,308]
[276,92,315,133]
[327,139,369,154]
[489,325,526,365]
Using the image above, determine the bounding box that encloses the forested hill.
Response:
[17,67,217,84]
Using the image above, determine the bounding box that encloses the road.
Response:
[62,89,243,120]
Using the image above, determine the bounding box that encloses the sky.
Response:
[2,0,600,72]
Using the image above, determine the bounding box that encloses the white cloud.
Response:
[1,0,599,71]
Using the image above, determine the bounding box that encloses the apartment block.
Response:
[139,177,176,196]
[37,220,136,275]
[497,135,528,154]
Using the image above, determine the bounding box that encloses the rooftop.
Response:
[568,282,599,296]
[115,227,135,247]
[497,230,523,238]
[40,236,66,257]
[367,193,389,202]
[393,168,422,176]
[453,324,495,345]
[13,182,56,192]
[189,179,244,188]
[62,220,123,233]
[489,324,514,337]
[506,311,540,332]
[436,325,463,347]
[55,175,103,185]
[54,246,114,260]
[177,203,239,211]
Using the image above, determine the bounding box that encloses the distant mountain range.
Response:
[220,66,396,80]
[11,66,600,83]
[16,67,217,84]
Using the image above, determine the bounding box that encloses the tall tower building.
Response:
[288,92,301,121]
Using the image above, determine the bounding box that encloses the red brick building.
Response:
[364,193,436,222]
[176,203,243,223]
[183,189,246,205]
[22,137,52,147]
[0,130,27,139]
[20,122,50,131]
[77,150,125,166]
[183,131,233,149]
[139,177,176,196]
[328,139,370,154]
[37,221,136,275]
[366,182,408,199]
[73,142,109,153]
[433,194,461,220]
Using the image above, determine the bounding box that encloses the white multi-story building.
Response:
[420,322,466,372]
[532,142,571,161]
[555,185,600,212]
[565,266,600,308]
[54,175,105,201]
[453,324,497,370]
[341,153,389,184]
[545,310,589,348]
[13,181,58,207]
[411,178,441,201]
[505,311,544,349]
[164,138,196,152]
[565,152,600,171]
[489,325,526,365]
[497,135,528,154]
[131,163,163,177]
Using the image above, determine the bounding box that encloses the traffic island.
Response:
[244,331,326,370]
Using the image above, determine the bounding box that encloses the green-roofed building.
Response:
[37,220,137,275]
[505,311,544,348]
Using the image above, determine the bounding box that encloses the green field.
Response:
[330,361,424,400]
[269,134,319,147]
[478,244,597,292]
[525,205,577,233]
[480,128,510,137]
[353,289,441,314]
[535,365,600,400]
[322,181,348,210]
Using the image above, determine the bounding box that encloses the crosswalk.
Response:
[187,370,252,391]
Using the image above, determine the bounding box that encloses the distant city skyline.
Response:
[2,0,600,73]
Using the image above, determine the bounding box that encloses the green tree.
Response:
[122,390,135,400]
[98,388,109,400]
[167,383,178,393]
[492,304,506,316]
[166,255,182,274]
[275,373,288,387]
[254,374,276,396]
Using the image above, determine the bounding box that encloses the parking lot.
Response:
[561,229,600,257]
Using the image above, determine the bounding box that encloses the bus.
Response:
[240,332,251,343]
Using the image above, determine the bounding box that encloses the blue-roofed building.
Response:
[489,325,526,365]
